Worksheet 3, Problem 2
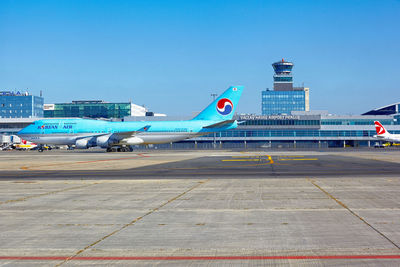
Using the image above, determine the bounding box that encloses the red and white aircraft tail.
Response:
[374,121,389,136]
[373,121,400,143]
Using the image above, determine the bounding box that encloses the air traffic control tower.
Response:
[262,59,310,115]
[272,59,294,91]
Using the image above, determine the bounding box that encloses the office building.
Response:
[44,100,148,119]
[0,91,44,118]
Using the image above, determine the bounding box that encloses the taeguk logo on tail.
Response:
[216,98,233,115]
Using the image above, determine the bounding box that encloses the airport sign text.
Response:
[239,115,300,120]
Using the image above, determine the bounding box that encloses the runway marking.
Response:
[1,255,400,261]
[19,153,149,170]
[279,158,318,161]
[231,156,261,158]
[222,159,264,162]
[308,178,400,250]
[222,155,274,164]
[0,183,98,205]
[54,179,209,267]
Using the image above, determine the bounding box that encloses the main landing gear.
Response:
[106,146,133,152]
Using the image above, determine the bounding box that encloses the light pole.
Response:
[211,93,218,148]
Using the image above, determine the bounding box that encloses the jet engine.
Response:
[121,136,144,145]
[75,138,90,149]
[95,135,113,148]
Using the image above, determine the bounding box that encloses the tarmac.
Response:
[0,149,400,266]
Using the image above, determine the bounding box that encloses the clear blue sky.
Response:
[1,0,399,115]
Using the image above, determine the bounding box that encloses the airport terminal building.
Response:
[128,110,400,149]
[190,113,399,149]
[1,106,400,149]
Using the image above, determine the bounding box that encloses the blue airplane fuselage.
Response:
[18,118,236,146]
[17,86,243,150]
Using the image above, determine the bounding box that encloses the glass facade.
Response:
[203,129,400,138]
[242,119,319,126]
[272,61,293,74]
[44,102,131,118]
[0,94,43,118]
[262,90,306,115]
[321,119,394,125]
[274,76,293,82]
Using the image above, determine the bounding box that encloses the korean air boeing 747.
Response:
[18,86,243,152]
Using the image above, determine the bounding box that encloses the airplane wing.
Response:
[110,125,151,140]
[203,120,236,129]
[75,125,151,141]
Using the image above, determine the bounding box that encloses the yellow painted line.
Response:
[168,161,274,170]
[222,159,262,162]
[279,158,318,161]
[231,156,258,158]
[222,154,274,164]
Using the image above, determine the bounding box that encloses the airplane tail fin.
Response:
[192,86,243,121]
[374,121,389,136]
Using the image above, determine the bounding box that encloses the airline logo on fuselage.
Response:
[37,125,73,129]
[216,98,233,116]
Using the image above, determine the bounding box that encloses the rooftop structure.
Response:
[0,91,30,96]
[362,102,400,116]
